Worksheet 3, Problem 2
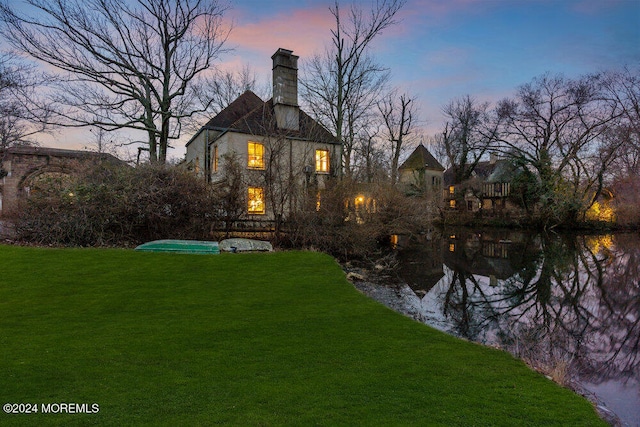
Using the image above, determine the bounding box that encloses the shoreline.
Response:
[343,263,623,427]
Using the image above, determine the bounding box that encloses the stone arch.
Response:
[1,146,122,216]
[18,164,76,198]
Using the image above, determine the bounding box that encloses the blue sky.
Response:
[223,0,639,136]
[19,0,640,157]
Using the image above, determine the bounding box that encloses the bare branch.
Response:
[0,0,231,163]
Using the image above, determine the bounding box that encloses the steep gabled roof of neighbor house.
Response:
[474,159,515,182]
[398,144,445,171]
[443,157,517,185]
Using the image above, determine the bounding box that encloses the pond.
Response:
[354,228,640,426]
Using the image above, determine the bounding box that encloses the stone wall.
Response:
[0,146,121,216]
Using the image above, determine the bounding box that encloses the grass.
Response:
[0,245,605,426]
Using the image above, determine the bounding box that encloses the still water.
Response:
[356,228,639,426]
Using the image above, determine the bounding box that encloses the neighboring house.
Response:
[0,146,121,216]
[443,155,518,214]
[398,144,444,200]
[185,48,341,224]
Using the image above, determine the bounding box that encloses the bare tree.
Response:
[494,73,622,225]
[601,67,640,179]
[188,64,270,133]
[0,53,48,151]
[84,126,124,159]
[212,152,245,238]
[378,90,416,185]
[301,0,405,177]
[353,123,387,183]
[0,0,231,163]
[439,95,493,184]
[599,67,640,226]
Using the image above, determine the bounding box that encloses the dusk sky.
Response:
[31,0,640,158]
[223,0,639,132]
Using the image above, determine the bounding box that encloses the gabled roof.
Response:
[203,91,265,130]
[443,158,516,185]
[188,90,339,146]
[472,159,512,182]
[398,144,444,171]
[230,99,338,144]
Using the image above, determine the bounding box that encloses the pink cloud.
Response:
[227,6,333,61]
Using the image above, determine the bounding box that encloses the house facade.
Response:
[185,48,341,224]
[443,155,519,214]
[397,143,445,201]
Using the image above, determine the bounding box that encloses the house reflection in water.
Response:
[443,229,534,287]
[395,229,536,296]
[393,229,542,344]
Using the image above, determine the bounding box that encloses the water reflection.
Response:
[363,229,640,426]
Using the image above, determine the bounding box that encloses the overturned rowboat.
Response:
[134,239,220,255]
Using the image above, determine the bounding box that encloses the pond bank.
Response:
[343,228,639,427]
[346,269,621,426]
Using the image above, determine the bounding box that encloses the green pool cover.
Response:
[134,239,220,255]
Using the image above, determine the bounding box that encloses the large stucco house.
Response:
[185,48,341,225]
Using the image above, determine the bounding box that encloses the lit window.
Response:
[247,187,265,214]
[248,142,264,169]
[315,149,329,173]
[449,199,456,208]
[212,146,218,172]
[449,243,456,252]
[449,185,455,195]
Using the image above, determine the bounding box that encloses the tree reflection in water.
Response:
[380,229,640,426]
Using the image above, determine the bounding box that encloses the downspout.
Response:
[289,138,294,215]
[204,129,210,183]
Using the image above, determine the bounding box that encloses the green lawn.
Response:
[0,245,605,426]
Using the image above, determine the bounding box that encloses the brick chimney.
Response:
[272,48,299,131]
